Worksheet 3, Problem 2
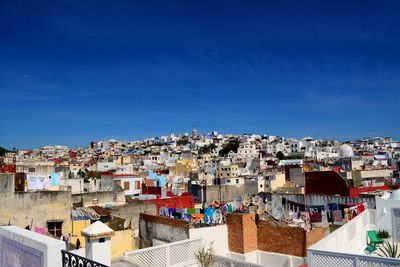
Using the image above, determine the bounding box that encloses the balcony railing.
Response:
[307,209,400,267]
[308,249,400,267]
[61,250,109,267]
[124,238,265,267]
[124,238,202,267]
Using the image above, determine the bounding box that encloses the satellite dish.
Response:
[213,209,222,223]
[233,196,242,211]
[243,194,252,207]
[272,205,284,220]
[265,201,272,213]
[271,194,284,220]
[212,200,220,207]
[257,202,265,215]
[252,196,260,206]
[123,217,131,229]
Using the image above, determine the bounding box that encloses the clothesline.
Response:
[159,204,234,225]
[283,200,367,225]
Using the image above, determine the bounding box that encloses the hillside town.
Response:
[1,129,400,266]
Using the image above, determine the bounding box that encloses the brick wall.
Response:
[257,219,305,257]
[227,213,257,253]
[306,227,325,248]
[227,213,325,257]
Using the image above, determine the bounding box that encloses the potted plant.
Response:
[377,229,390,239]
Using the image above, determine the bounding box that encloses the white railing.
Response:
[308,249,400,267]
[124,238,265,267]
[124,238,202,267]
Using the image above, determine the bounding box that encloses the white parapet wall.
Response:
[189,224,229,255]
[307,209,400,267]
[0,226,65,267]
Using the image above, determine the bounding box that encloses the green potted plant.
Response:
[377,229,390,239]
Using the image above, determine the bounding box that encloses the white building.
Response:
[237,142,258,159]
[113,174,142,196]
[97,161,116,172]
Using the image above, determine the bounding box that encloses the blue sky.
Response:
[1,0,399,148]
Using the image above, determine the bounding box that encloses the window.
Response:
[47,221,63,237]
[236,179,239,184]
[227,173,230,176]
[227,179,231,183]
[124,182,130,190]
[135,181,141,190]
[260,184,263,188]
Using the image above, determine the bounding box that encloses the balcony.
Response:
[307,209,400,267]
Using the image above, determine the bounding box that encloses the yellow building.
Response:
[258,171,286,193]
[201,153,212,162]
[71,219,135,259]
[114,156,132,167]
[175,159,197,177]
[111,229,135,258]
[71,219,91,247]
[217,164,239,178]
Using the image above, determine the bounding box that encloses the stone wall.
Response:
[71,188,126,207]
[139,213,189,248]
[0,174,13,193]
[0,190,72,234]
[107,201,157,248]
[190,180,258,203]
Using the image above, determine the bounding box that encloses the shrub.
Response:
[377,229,390,239]
[195,243,215,267]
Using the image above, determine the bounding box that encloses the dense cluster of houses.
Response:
[1,129,400,266]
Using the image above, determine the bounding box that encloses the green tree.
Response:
[276,151,285,160]
[0,146,10,157]
[219,138,239,157]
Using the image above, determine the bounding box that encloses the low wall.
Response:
[189,224,229,256]
[258,219,324,257]
[139,214,189,248]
